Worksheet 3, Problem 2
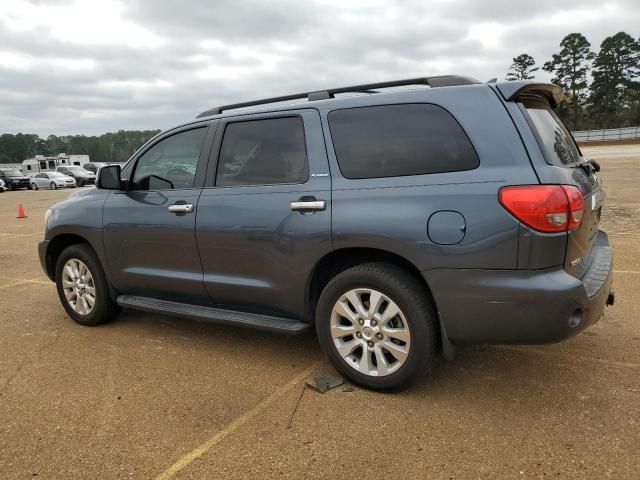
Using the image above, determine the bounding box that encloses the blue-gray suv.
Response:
[39,76,614,390]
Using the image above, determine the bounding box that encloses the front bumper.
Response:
[38,239,52,280]
[424,231,614,345]
[10,180,30,189]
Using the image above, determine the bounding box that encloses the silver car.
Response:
[30,172,76,190]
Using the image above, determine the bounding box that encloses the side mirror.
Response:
[97,164,123,190]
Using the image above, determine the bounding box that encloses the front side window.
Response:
[328,104,479,179]
[131,128,207,191]
[521,97,581,167]
[216,117,308,187]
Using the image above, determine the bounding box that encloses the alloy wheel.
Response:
[61,258,96,315]
[330,288,411,377]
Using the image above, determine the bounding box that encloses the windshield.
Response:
[522,97,581,167]
[67,166,90,173]
[1,169,23,177]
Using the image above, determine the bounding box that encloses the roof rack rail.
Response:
[196,75,481,118]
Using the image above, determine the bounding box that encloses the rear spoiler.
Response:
[495,81,564,108]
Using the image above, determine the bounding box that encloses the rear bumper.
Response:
[424,231,613,345]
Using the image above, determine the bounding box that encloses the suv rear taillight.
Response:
[498,185,584,233]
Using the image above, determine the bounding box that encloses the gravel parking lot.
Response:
[1,144,639,479]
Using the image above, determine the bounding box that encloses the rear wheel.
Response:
[55,243,120,326]
[316,263,438,390]
[50,182,57,190]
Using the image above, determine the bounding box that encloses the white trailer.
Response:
[22,154,90,176]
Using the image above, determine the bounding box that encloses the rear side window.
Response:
[217,117,308,186]
[328,104,479,179]
[521,98,581,166]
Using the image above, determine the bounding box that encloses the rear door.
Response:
[196,109,332,318]
[518,95,604,277]
[102,124,215,302]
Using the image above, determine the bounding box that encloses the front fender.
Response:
[44,189,112,284]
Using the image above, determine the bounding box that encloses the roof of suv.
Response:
[131,77,564,158]
[196,75,482,118]
[193,76,563,121]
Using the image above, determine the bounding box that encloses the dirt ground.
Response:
[0,144,638,479]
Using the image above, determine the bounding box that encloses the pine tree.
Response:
[543,33,594,130]
[506,54,539,81]
[588,32,640,128]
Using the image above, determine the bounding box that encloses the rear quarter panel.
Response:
[320,85,538,270]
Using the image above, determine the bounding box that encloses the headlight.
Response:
[44,208,52,229]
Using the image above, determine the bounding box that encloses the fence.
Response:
[573,126,640,142]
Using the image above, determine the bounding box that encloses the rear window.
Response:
[328,104,479,179]
[522,97,581,166]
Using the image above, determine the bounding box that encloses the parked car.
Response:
[83,162,108,174]
[55,166,96,186]
[38,76,614,390]
[30,172,76,190]
[0,178,6,192]
[0,167,30,190]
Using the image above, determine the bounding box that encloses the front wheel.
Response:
[55,243,120,326]
[31,182,38,190]
[50,182,58,190]
[316,263,438,391]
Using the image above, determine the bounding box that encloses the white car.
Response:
[0,178,6,192]
[30,172,76,190]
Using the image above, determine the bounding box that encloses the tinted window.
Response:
[328,104,479,179]
[216,117,308,186]
[522,98,581,166]
[132,128,206,190]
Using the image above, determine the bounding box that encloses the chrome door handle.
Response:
[168,203,194,214]
[290,200,326,211]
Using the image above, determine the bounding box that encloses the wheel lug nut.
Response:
[371,320,377,326]
[367,341,374,348]
[376,333,383,339]
[358,319,364,325]
[356,332,362,338]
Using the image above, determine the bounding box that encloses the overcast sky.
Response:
[1,0,638,136]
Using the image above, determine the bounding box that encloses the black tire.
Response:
[55,243,120,326]
[50,182,57,190]
[316,262,438,391]
[78,180,84,187]
[31,182,38,190]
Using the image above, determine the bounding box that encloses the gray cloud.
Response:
[0,0,638,136]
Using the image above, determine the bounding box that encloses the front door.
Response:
[103,124,214,302]
[196,110,332,318]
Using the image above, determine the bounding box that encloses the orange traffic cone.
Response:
[16,204,27,219]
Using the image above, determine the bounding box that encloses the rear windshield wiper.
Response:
[579,159,600,174]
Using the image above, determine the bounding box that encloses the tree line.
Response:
[0,130,160,165]
[507,31,640,130]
